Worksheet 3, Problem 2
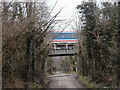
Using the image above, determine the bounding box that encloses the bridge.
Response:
[48,31,78,56]
[49,49,78,56]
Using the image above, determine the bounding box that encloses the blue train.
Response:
[49,31,78,50]
[50,31,78,42]
[52,32,77,39]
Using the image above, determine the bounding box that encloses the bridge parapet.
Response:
[49,49,78,56]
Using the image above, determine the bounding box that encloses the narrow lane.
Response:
[48,72,88,89]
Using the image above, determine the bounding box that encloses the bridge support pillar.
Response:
[53,44,56,49]
[53,44,56,54]
[66,43,68,54]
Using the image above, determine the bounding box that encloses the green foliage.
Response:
[76,1,120,87]
[77,75,96,88]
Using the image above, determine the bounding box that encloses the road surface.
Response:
[48,72,87,89]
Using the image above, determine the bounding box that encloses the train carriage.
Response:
[50,31,78,50]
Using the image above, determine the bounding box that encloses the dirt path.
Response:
[47,72,88,89]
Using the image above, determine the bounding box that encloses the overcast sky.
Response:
[47,0,118,31]
[48,0,82,17]
[47,0,83,31]
[47,0,117,17]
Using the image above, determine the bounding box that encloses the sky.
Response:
[48,0,82,17]
[47,0,83,31]
[47,0,118,31]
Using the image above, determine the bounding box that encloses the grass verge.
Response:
[77,75,97,88]
[43,76,50,87]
